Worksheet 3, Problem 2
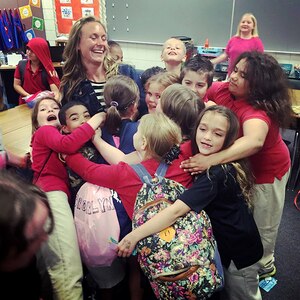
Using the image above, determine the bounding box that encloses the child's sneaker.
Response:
[259,266,276,280]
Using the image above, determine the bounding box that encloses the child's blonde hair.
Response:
[144,72,180,93]
[138,113,182,163]
[236,13,259,37]
[104,75,140,135]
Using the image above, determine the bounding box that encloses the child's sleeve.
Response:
[38,123,95,154]
[65,152,118,189]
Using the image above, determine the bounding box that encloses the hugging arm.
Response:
[181,118,268,174]
[93,133,141,164]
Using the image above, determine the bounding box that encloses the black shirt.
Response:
[180,164,263,269]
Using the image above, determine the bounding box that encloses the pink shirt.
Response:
[31,123,95,198]
[206,82,290,184]
[226,36,264,75]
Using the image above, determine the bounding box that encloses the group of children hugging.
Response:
[2,15,292,300]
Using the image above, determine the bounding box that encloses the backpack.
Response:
[131,162,224,300]
[18,59,50,90]
[74,183,120,267]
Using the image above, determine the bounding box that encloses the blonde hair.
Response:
[162,38,187,55]
[138,113,182,162]
[145,72,180,92]
[236,13,259,37]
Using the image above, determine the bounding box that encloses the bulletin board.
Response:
[54,0,101,35]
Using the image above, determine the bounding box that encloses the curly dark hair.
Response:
[234,51,292,128]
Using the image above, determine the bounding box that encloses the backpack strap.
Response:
[18,59,49,89]
[130,162,169,186]
[18,59,27,86]
[131,163,152,185]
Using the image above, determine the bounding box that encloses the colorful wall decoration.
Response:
[54,0,101,35]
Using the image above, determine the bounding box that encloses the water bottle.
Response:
[0,51,6,65]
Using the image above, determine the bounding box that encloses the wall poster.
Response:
[54,0,104,35]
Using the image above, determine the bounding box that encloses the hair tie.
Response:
[164,144,181,165]
[110,101,119,107]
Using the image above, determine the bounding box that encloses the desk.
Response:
[0,62,63,106]
[0,105,31,156]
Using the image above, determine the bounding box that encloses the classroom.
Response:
[0,1,300,300]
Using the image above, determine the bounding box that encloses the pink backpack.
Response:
[74,183,120,267]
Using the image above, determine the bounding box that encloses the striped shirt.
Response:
[90,80,106,109]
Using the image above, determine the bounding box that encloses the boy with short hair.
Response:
[180,54,214,102]
[161,38,186,75]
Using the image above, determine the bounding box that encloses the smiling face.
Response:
[36,99,60,127]
[239,14,255,36]
[63,105,91,133]
[78,21,108,66]
[196,111,228,155]
[145,82,165,113]
[181,70,208,100]
[161,38,186,64]
[228,58,249,99]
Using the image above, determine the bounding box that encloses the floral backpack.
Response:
[131,162,224,300]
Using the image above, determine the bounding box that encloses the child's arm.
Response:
[13,77,30,97]
[87,112,106,130]
[181,118,268,174]
[93,132,141,164]
[117,199,190,257]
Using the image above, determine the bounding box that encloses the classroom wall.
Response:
[41,0,300,72]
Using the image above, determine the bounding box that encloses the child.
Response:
[58,100,130,300]
[180,54,214,101]
[92,83,205,165]
[144,71,179,113]
[14,37,60,104]
[117,106,264,300]
[161,37,186,75]
[157,83,205,141]
[102,75,140,153]
[64,113,193,300]
[31,95,105,300]
[108,40,123,63]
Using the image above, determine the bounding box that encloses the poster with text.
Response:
[54,0,100,35]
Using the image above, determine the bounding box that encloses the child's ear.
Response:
[141,136,147,151]
[182,54,187,63]
[61,125,71,134]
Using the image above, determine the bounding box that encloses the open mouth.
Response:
[47,115,57,121]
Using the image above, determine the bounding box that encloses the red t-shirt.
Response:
[206,82,290,184]
[14,60,57,104]
[65,141,193,218]
[31,123,95,198]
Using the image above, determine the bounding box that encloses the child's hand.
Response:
[92,128,102,143]
[88,112,106,130]
[117,233,137,258]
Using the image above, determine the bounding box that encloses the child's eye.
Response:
[71,117,78,121]
[84,114,91,119]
